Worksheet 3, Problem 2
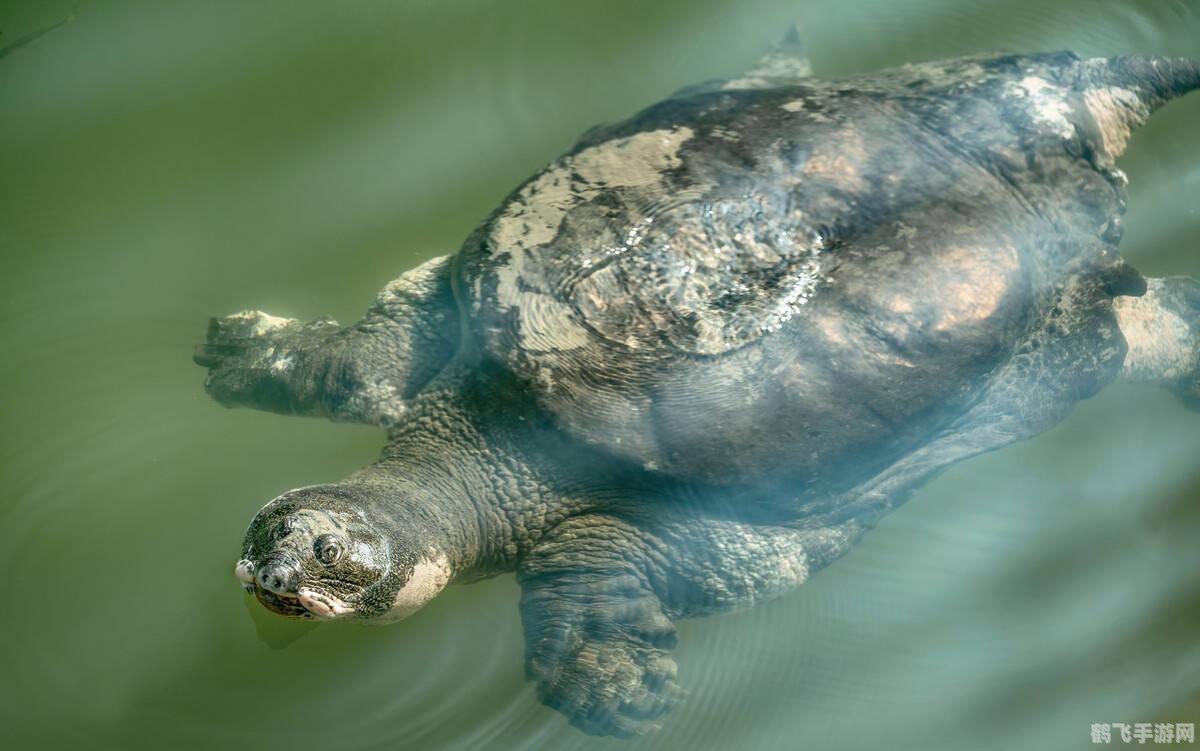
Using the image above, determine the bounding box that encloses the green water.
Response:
[2,1,1198,749]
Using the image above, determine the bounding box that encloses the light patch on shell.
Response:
[780,99,806,112]
[1008,76,1075,140]
[569,198,831,355]
[490,127,695,308]
[1082,86,1148,158]
[802,127,868,190]
[931,245,1016,331]
[383,552,452,622]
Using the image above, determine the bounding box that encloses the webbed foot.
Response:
[520,571,684,737]
[1116,276,1200,409]
[195,310,339,414]
[1162,277,1200,408]
[194,256,458,427]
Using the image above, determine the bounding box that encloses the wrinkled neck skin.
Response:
[345,357,611,586]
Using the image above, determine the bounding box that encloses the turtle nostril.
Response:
[256,561,300,595]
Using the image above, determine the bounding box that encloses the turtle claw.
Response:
[195,310,301,367]
[520,574,684,737]
[195,311,338,413]
[533,633,684,737]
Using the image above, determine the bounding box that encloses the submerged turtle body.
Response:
[196,38,1200,737]
[461,51,1148,488]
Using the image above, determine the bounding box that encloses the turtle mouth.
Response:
[246,584,353,621]
[252,586,315,620]
[237,559,354,621]
[297,588,353,620]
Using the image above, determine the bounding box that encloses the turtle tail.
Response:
[1095,55,1200,108]
[1078,56,1200,157]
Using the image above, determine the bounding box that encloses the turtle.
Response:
[194,31,1200,737]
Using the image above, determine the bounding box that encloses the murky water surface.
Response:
[2,1,1198,749]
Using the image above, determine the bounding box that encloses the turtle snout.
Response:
[256,560,302,596]
[234,559,256,591]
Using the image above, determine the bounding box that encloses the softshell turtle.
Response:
[195,33,1200,736]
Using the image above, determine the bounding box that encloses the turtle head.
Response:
[235,485,451,623]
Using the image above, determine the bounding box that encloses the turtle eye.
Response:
[314,535,343,566]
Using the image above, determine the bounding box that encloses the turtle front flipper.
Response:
[194,255,458,427]
[518,515,684,737]
[1115,276,1200,409]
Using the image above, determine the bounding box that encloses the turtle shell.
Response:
[458,52,1140,487]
